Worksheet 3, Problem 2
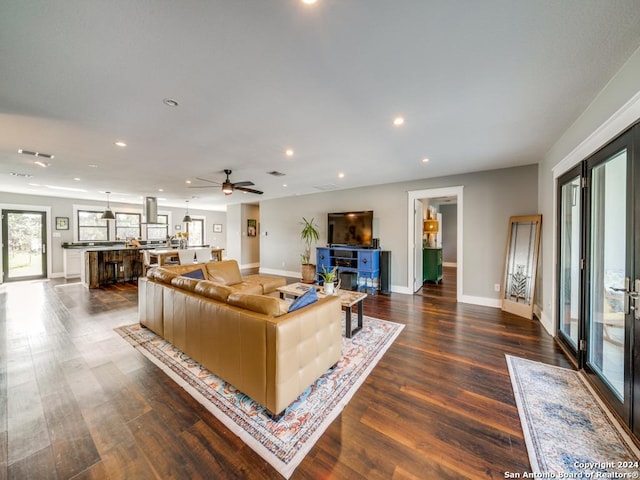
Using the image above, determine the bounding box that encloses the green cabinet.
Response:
[423,248,442,284]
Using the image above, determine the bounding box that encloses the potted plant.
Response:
[319,265,339,295]
[300,217,320,283]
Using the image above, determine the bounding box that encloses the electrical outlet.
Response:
[494,283,500,292]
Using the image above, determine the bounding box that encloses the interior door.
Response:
[1,209,47,282]
[414,199,424,292]
[584,130,633,422]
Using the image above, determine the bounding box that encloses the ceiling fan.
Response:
[190,169,263,195]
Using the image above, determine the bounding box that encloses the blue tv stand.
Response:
[316,246,380,294]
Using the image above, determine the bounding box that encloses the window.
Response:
[147,214,169,241]
[188,219,204,246]
[78,210,109,241]
[115,212,141,240]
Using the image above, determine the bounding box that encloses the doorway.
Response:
[1,209,48,282]
[407,186,463,300]
[556,121,640,435]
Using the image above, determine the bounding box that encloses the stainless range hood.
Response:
[144,196,158,224]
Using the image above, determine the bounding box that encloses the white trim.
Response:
[259,267,301,278]
[390,285,412,295]
[552,90,640,177]
[240,262,260,271]
[460,294,501,309]
[0,203,53,283]
[407,186,464,300]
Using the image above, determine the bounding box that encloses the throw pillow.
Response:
[288,285,318,312]
[182,269,205,280]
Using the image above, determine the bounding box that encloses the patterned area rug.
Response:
[116,315,403,479]
[506,355,640,476]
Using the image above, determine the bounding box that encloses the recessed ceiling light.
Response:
[88,164,98,168]
[283,184,288,188]
[422,158,430,163]
[158,188,164,192]
[185,180,192,184]
[302,0,318,4]
[163,98,179,107]
[338,172,345,178]
[285,149,294,157]
[115,141,127,147]
[34,160,50,168]
[73,177,81,181]
[393,116,405,126]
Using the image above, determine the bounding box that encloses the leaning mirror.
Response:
[502,215,542,319]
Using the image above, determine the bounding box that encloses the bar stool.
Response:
[104,260,120,284]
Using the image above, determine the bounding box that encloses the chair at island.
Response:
[195,248,211,264]
[178,249,196,265]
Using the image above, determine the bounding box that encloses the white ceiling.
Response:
[2,0,640,211]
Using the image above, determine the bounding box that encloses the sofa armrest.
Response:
[265,295,342,414]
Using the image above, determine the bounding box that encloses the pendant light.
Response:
[182,200,192,223]
[101,191,115,220]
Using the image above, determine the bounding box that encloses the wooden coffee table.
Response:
[277,282,367,338]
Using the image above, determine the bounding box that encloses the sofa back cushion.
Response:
[148,267,179,285]
[170,276,201,292]
[194,280,234,302]
[205,260,243,286]
[227,292,289,317]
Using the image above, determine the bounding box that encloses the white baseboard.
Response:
[538,308,554,336]
[460,294,501,308]
[259,267,301,279]
[49,272,65,279]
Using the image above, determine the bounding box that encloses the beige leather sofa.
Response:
[138,260,342,416]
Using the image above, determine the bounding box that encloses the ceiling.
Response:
[2,1,640,211]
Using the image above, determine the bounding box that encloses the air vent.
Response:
[18,148,55,159]
[9,172,34,178]
[314,184,339,191]
[267,171,286,176]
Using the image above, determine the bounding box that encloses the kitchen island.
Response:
[61,242,224,288]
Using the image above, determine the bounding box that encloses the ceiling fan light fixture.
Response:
[222,181,234,194]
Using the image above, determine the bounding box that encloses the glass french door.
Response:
[557,123,639,434]
[557,165,583,357]
[1,209,47,282]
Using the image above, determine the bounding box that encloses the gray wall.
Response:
[259,164,537,302]
[0,192,226,279]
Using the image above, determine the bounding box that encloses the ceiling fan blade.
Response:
[232,181,254,187]
[188,185,218,188]
[195,177,222,185]
[235,186,263,195]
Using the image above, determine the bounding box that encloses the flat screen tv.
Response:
[327,211,373,248]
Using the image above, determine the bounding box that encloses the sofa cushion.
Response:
[194,280,234,302]
[148,267,179,284]
[227,292,289,317]
[170,276,201,292]
[289,286,318,312]
[244,274,287,294]
[205,260,243,286]
[182,268,205,280]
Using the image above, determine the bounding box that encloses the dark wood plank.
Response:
[0,271,575,479]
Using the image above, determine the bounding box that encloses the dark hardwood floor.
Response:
[0,274,571,479]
